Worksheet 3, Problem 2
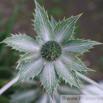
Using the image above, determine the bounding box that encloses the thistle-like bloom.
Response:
[1,0,100,98]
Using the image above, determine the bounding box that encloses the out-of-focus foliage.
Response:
[0,0,26,102]
[10,78,81,103]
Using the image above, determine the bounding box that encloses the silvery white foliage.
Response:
[10,89,38,103]
[20,52,40,62]
[53,16,80,44]
[40,62,59,98]
[1,33,39,53]
[54,60,79,87]
[1,0,100,99]
[61,52,90,72]
[34,0,52,41]
[17,58,44,82]
[62,39,100,54]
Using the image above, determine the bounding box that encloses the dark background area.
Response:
[0,0,103,102]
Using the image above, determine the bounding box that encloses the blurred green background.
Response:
[0,0,103,102]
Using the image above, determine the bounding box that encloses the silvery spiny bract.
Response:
[1,0,100,98]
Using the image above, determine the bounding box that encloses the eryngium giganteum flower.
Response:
[1,0,100,98]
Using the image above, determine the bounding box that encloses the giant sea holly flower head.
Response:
[1,0,100,99]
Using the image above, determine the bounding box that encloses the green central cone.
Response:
[41,41,62,62]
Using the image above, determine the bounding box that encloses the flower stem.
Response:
[76,72,103,91]
[0,76,19,95]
